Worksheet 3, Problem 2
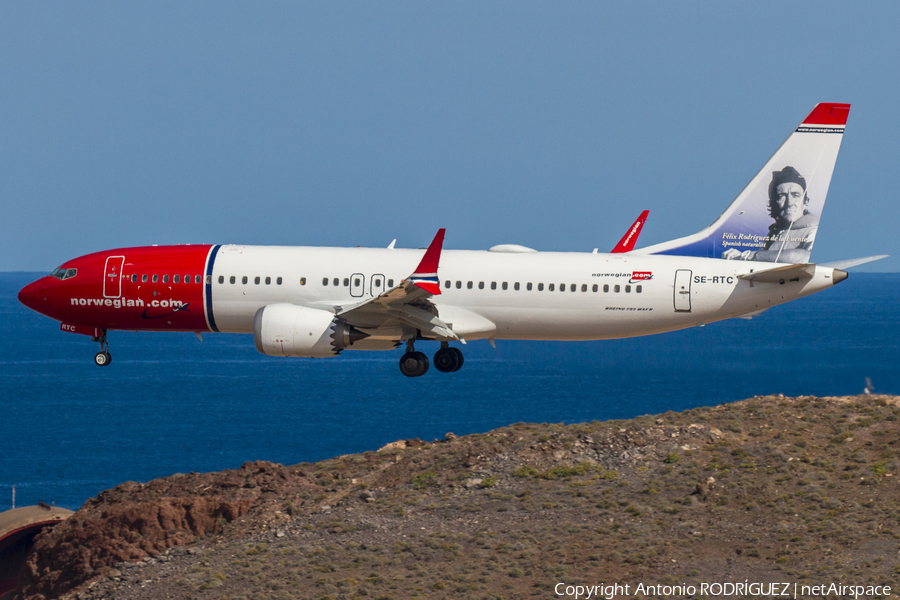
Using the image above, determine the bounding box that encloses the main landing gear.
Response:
[433,342,464,373]
[91,330,112,367]
[399,341,464,378]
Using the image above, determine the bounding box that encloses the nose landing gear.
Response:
[91,330,112,367]
[399,340,464,377]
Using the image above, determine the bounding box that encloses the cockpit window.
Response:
[50,267,77,280]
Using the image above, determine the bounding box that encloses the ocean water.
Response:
[1,272,897,511]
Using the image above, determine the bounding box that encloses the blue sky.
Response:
[2,2,897,272]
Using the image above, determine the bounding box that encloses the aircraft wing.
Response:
[334,229,459,341]
[611,210,649,253]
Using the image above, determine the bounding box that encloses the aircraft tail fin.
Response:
[637,103,850,264]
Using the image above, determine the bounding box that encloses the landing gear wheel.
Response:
[433,347,460,373]
[449,347,464,372]
[399,351,430,378]
[92,329,111,366]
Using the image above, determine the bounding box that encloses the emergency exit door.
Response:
[350,273,365,297]
[674,269,692,312]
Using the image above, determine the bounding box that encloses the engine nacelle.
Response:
[253,304,368,358]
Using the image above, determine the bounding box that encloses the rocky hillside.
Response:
[11,395,900,599]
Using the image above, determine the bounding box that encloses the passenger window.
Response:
[456,281,462,289]
[560,284,565,292]
[255,276,260,284]
[152,275,158,283]
[195,275,202,284]
[218,276,224,284]
[185,274,190,283]
[625,285,631,293]
[388,279,394,287]
[131,274,137,282]
[323,278,328,286]
[174,275,180,283]
[538,283,544,291]
[478,282,484,289]
[592,284,598,292]
[242,276,248,284]
[445,280,451,289]
[343,278,349,287]
[299,277,305,285]
[570,284,576,292]
[514,282,520,291]
[549,284,555,291]
[502,282,508,290]
[205,275,211,284]
[333,278,339,286]
[277,277,282,285]
[527,282,532,291]
[491,282,497,290]
[467,281,473,289]
[141,274,148,282]
[265,276,271,285]
[614,285,620,293]
[230,276,236,284]
[163,275,169,283]
[581,284,586,292]
[636,285,642,293]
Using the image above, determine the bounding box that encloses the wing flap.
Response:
[400,305,458,341]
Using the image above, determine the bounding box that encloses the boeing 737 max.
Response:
[17,103,887,376]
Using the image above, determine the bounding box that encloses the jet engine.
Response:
[253,304,368,358]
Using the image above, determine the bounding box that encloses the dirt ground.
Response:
[11,395,900,600]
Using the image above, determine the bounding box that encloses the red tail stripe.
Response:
[802,103,850,126]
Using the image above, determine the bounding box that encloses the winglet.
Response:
[611,210,649,253]
[410,229,445,295]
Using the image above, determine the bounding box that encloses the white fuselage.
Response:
[208,245,839,342]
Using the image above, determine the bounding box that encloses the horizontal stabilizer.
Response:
[738,263,815,283]
[820,255,889,270]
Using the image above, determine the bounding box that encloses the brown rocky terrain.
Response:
[9,394,900,600]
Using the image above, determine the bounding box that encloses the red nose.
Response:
[17,279,45,312]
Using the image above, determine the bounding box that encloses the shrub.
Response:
[513,465,539,478]
[411,471,437,489]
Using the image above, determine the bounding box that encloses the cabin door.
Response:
[103,256,125,298]
[674,269,692,312]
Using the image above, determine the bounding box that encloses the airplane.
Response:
[17,103,887,377]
